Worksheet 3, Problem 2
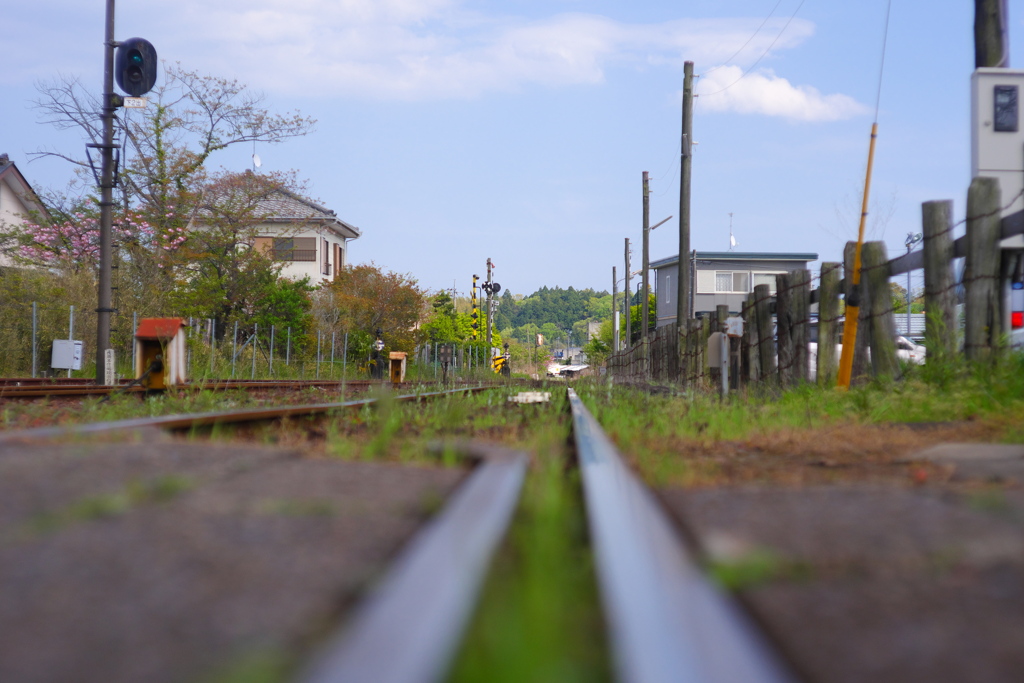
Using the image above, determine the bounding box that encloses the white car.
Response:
[894,335,926,364]
[805,333,924,381]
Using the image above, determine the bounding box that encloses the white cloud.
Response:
[151,5,820,100]
[695,65,869,122]
[10,0,854,113]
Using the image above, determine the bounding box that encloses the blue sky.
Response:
[2,0,1019,298]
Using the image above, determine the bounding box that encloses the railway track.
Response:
[0,383,799,683]
[0,378,486,399]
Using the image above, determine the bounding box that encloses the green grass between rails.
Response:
[446,389,612,683]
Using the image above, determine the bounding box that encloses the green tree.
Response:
[319,263,427,359]
[32,66,315,236]
[169,171,310,335]
[422,291,474,342]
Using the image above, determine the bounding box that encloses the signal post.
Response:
[96,0,158,383]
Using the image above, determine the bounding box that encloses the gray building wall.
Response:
[652,252,817,327]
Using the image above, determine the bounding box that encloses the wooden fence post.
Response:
[714,305,727,326]
[790,269,811,384]
[753,284,775,383]
[742,293,757,383]
[776,272,795,386]
[921,200,957,363]
[700,315,712,387]
[688,318,703,386]
[862,241,900,380]
[965,177,1003,362]
[677,322,689,388]
[817,262,842,385]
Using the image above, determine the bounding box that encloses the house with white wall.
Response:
[250,187,361,282]
[0,153,51,266]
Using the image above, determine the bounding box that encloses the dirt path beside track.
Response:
[0,436,465,683]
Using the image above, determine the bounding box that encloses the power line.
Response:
[696,0,808,98]
[702,0,786,77]
[873,0,894,122]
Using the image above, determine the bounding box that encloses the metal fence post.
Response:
[252,323,258,380]
[132,312,138,378]
[270,325,275,376]
[210,318,216,376]
[342,332,348,399]
[31,302,38,378]
[232,321,239,378]
[67,305,74,378]
[316,331,322,379]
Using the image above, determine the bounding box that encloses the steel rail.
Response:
[566,388,795,683]
[0,380,427,399]
[0,379,500,399]
[0,387,490,444]
[298,442,527,683]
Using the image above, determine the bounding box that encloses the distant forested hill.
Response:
[494,286,611,345]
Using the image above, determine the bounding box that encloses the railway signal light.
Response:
[116,38,158,97]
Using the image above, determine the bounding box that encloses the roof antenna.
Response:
[252,140,262,173]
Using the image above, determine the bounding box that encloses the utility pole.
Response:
[975,0,1009,68]
[677,61,694,326]
[95,0,117,384]
[624,238,632,347]
[642,171,650,344]
[612,266,620,352]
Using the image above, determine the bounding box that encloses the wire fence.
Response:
[0,300,506,384]
[608,181,1024,391]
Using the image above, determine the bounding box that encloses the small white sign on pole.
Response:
[123,97,148,109]
[104,349,117,386]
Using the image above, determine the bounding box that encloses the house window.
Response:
[715,271,749,293]
[271,237,316,262]
[752,272,783,294]
[322,237,331,276]
[664,275,671,304]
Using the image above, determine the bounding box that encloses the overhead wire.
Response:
[696,0,808,98]
[653,1,800,196]
[701,0,785,77]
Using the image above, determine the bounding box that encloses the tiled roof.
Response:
[256,187,336,220]
[256,188,361,239]
[196,180,361,240]
[0,153,51,222]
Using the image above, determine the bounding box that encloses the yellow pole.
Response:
[836,122,878,389]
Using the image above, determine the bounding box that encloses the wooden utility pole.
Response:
[612,266,620,351]
[641,171,650,343]
[624,238,632,348]
[975,0,1009,68]
[677,61,694,325]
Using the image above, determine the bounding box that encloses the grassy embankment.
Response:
[577,352,1024,487]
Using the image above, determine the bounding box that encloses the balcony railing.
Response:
[272,249,316,262]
